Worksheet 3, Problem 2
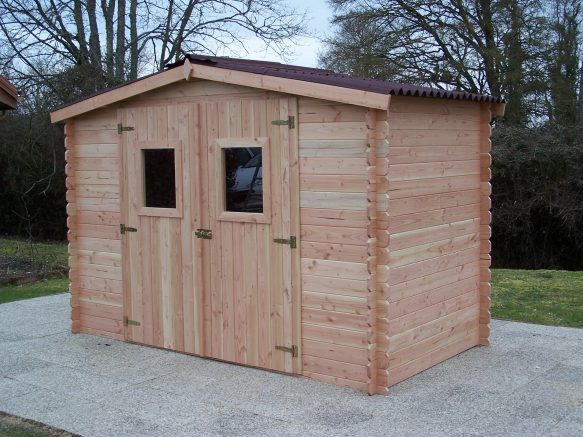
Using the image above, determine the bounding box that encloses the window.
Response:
[143,149,176,208]
[135,141,182,218]
[224,147,263,213]
[216,137,270,223]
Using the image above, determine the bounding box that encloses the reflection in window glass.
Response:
[143,149,176,208]
[224,147,263,213]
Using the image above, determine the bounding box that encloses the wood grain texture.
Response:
[297,98,372,390]
[382,96,485,391]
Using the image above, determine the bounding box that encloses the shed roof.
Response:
[51,55,504,123]
[0,75,18,110]
[173,55,504,104]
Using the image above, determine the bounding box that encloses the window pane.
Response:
[143,149,176,208]
[224,147,263,213]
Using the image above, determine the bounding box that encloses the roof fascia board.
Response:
[51,61,392,122]
[0,87,17,109]
[189,63,390,110]
[50,67,185,123]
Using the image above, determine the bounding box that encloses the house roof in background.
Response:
[170,54,505,104]
[0,75,18,110]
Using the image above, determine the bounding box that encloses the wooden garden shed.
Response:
[50,55,504,395]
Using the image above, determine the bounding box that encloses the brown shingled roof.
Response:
[168,54,504,103]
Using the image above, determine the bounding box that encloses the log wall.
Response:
[381,96,484,389]
[66,109,124,340]
[297,98,372,391]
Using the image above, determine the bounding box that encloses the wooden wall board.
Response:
[377,96,486,393]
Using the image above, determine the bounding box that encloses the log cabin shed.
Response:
[50,55,505,395]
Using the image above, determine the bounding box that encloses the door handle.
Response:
[195,229,213,239]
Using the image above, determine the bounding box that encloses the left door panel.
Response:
[120,105,204,354]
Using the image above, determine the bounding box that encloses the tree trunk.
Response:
[116,0,126,81]
[102,0,116,81]
[129,0,138,80]
[73,0,89,64]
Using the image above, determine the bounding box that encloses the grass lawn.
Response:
[0,237,68,281]
[491,269,583,328]
[0,278,69,304]
[0,236,581,328]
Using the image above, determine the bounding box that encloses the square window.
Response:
[143,148,176,208]
[224,147,263,213]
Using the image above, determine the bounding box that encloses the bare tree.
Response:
[0,0,307,103]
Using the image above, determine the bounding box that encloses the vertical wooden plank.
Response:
[221,221,235,361]
[243,98,258,366]
[269,97,284,371]
[257,222,271,368]
[128,107,145,343]
[190,102,205,355]
[234,220,246,362]
[288,96,302,374]
[207,101,223,359]
[176,103,195,354]
[243,223,256,365]
[150,216,163,347]
[256,97,272,369]
[160,218,174,349]
[279,98,294,373]
[197,103,212,356]
[170,215,185,352]
[141,216,154,345]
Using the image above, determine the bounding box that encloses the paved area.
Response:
[0,294,581,437]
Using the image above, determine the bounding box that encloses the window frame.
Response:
[215,137,271,224]
[136,140,183,218]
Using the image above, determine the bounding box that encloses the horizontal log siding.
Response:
[298,98,370,391]
[68,109,123,340]
[383,97,483,389]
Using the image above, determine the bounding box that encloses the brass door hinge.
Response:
[123,316,141,327]
[195,229,213,239]
[120,224,137,234]
[271,116,295,128]
[117,123,135,134]
[275,345,299,357]
[273,236,296,248]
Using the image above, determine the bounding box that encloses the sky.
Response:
[237,0,334,68]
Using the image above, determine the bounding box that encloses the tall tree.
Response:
[547,0,581,128]
[0,0,306,104]
[319,0,548,124]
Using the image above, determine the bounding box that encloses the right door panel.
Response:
[199,96,299,374]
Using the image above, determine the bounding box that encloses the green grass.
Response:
[0,237,68,280]
[0,278,69,304]
[491,269,583,328]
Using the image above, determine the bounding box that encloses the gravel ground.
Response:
[0,294,581,436]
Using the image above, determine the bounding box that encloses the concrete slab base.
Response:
[0,294,581,436]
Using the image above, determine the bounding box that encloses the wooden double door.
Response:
[120,96,299,374]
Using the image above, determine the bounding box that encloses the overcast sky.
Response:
[239,0,334,68]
